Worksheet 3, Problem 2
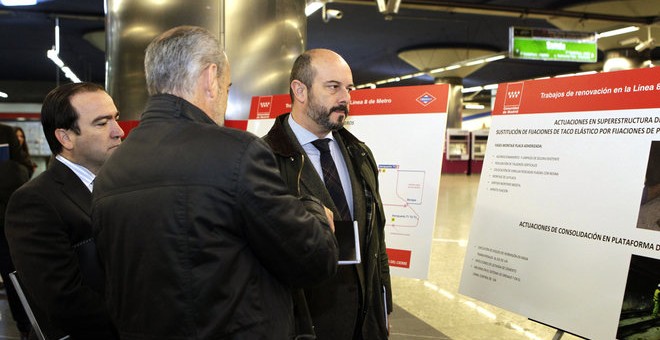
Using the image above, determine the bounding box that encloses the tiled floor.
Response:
[0,174,584,339]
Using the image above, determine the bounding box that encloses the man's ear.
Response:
[203,63,219,99]
[291,80,307,103]
[54,128,74,150]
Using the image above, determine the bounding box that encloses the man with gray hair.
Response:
[92,26,338,340]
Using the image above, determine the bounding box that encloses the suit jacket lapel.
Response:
[281,117,338,211]
[51,160,92,216]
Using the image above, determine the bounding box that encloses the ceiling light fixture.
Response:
[635,40,654,52]
[376,0,386,12]
[464,59,486,67]
[634,26,654,52]
[464,103,485,110]
[619,37,641,46]
[554,71,598,78]
[462,86,483,93]
[641,60,656,68]
[485,55,506,62]
[462,84,499,94]
[305,0,326,16]
[376,0,401,16]
[0,0,37,6]
[596,26,639,39]
[47,18,81,83]
[321,5,343,23]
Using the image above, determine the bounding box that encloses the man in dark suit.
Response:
[0,123,31,339]
[263,49,392,339]
[5,82,124,339]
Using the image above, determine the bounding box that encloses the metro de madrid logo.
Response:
[416,92,436,106]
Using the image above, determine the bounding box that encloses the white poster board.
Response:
[459,67,660,339]
[245,84,449,279]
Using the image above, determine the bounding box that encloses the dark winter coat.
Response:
[264,113,392,340]
[92,95,338,340]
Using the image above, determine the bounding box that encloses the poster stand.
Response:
[529,319,586,340]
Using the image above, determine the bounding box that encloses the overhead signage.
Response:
[509,26,598,63]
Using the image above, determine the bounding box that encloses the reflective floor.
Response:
[0,287,22,339]
[0,174,584,339]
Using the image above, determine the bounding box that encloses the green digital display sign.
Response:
[510,27,598,63]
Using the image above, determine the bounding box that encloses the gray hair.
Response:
[144,26,225,97]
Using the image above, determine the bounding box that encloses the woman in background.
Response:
[14,127,35,178]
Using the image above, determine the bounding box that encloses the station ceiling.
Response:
[0,0,658,109]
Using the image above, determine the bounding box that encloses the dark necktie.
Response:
[311,138,352,221]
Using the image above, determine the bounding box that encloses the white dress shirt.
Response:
[56,154,95,193]
[288,114,354,219]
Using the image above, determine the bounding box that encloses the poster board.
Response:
[246,84,449,279]
[459,67,660,339]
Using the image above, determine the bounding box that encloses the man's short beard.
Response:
[308,103,349,132]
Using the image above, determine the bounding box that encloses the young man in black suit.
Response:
[5,82,124,339]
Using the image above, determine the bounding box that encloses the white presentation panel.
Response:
[459,67,660,339]
[246,84,449,279]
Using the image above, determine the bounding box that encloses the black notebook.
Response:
[334,220,361,265]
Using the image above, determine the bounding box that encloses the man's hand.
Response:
[323,206,335,233]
